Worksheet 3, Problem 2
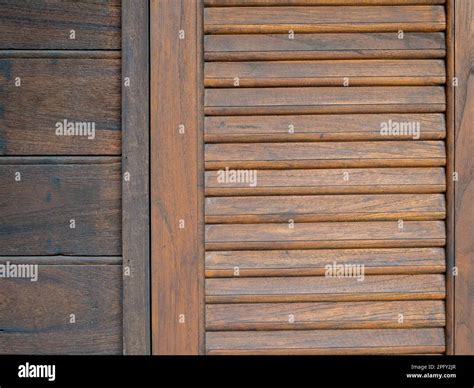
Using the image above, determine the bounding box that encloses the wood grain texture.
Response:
[0,265,122,355]
[205,141,446,169]
[204,86,446,115]
[454,0,474,355]
[205,194,446,223]
[205,33,446,61]
[151,0,202,355]
[205,221,446,250]
[205,167,446,196]
[205,60,446,87]
[206,274,446,303]
[206,328,445,354]
[0,58,121,155]
[205,0,446,5]
[0,158,121,255]
[122,0,150,355]
[205,114,446,143]
[206,301,446,330]
[204,6,446,34]
[205,247,446,277]
[0,0,121,49]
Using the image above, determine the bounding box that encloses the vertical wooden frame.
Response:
[151,0,204,354]
[454,0,474,355]
[122,0,151,355]
[445,0,455,355]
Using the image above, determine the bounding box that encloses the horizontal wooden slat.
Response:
[205,247,446,277]
[205,221,446,250]
[0,265,122,355]
[204,86,446,115]
[205,114,446,143]
[206,328,445,354]
[205,33,446,61]
[205,167,446,195]
[205,60,446,87]
[205,0,446,5]
[0,159,121,255]
[0,0,121,49]
[0,58,121,155]
[205,141,446,169]
[206,274,446,303]
[206,194,445,223]
[204,6,446,34]
[206,300,446,330]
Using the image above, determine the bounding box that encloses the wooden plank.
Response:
[204,86,446,115]
[206,274,446,303]
[0,265,122,355]
[454,0,474,355]
[122,0,150,355]
[0,58,121,155]
[206,328,446,354]
[205,114,446,143]
[205,194,446,223]
[205,60,446,87]
[205,167,446,196]
[205,247,446,277]
[0,0,121,49]
[206,301,446,330]
[205,33,446,61]
[205,141,446,169]
[204,6,446,34]
[205,0,446,5]
[205,221,446,250]
[151,0,202,355]
[0,158,121,255]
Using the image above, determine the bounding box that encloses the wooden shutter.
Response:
[152,0,455,355]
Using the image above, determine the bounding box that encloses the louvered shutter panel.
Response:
[203,0,447,355]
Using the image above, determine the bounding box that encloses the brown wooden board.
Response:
[151,0,203,355]
[0,57,121,155]
[0,263,122,355]
[122,0,150,355]
[454,0,474,355]
[0,157,121,256]
[0,0,121,50]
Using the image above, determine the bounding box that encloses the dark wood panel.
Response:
[204,86,446,115]
[0,265,122,355]
[0,158,121,255]
[205,141,446,169]
[151,0,203,355]
[206,328,445,354]
[205,60,446,87]
[205,33,446,61]
[454,0,474,355]
[206,194,445,223]
[205,114,446,143]
[205,167,446,196]
[0,0,121,49]
[206,275,446,303]
[0,58,121,155]
[122,0,150,355]
[205,221,446,250]
[204,6,446,33]
[205,0,446,5]
[205,247,446,277]
[206,301,446,330]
